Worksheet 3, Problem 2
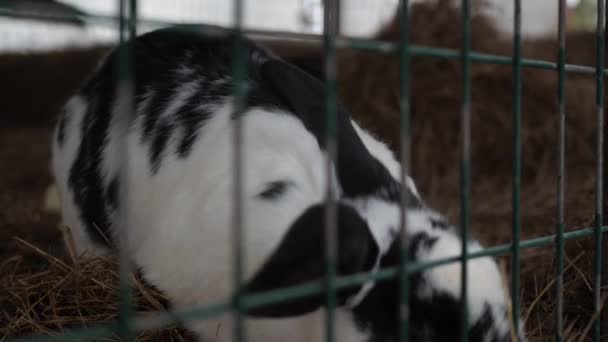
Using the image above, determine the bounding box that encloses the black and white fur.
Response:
[52,27,525,341]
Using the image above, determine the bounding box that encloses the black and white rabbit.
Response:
[52,27,524,341]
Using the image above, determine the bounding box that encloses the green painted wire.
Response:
[231,0,246,341]
[344,38,607,75]
[323,1,340,342]
[116,0,137,340]
[398,0,411,341]
[459,0,471,341]
[594,0,606,340]
[556,0,567,341]
[511,0,523,337]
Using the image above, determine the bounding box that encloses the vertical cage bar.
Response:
[116,0,137,340]
[603,0,608,328]
[323,1,339,341]
[397,0,411,341]
[511,0,522,336]
[555,0,567,340]
[459,0,471,341]
[231,0,246,341]
[594,0,606,340]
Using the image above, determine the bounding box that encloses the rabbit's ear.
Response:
[259,59,345,148]
[260,59,394,198]
[244,203,378,318]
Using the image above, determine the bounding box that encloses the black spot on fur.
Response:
[150,119,174,172]
[245,203,378,318]
[429,217,449,230]
[408,232,438,257]
[470,305,503,342]
[258,181,291,200]
[175,95,214,157]
[107,177,119,210]
[68,78,115,248]
[142,85,174,142]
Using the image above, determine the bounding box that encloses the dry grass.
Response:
[0,236,194,341]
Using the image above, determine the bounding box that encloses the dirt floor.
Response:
[1,1,607,340]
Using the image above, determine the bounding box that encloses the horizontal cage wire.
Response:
[1,0,608,341]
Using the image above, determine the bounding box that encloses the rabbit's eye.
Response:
[258,180,293,200]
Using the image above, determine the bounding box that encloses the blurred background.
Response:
[0,0,601,53]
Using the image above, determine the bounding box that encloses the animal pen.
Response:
[1,0,608,341]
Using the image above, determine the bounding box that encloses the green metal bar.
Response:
[409,46,595,74]
[511,0,522,337]
[348,39,608,75]
[14,226,608,342]
[459,0,471,341]
[323,1,339,342]
[16,326,116,342]
[397,0,411,341]
[116,0,137,341]
[594,0,606,340]
[344,38,608,75]
[231,0,246,340]
[556,0,567,340]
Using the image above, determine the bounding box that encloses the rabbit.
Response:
[51,26,524,341]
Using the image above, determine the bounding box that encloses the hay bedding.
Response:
[0,238,194,341]
[0,1,606,340]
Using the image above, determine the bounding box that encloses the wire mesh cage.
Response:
[0,0,607,341]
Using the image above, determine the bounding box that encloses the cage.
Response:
[0,0,607,341]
